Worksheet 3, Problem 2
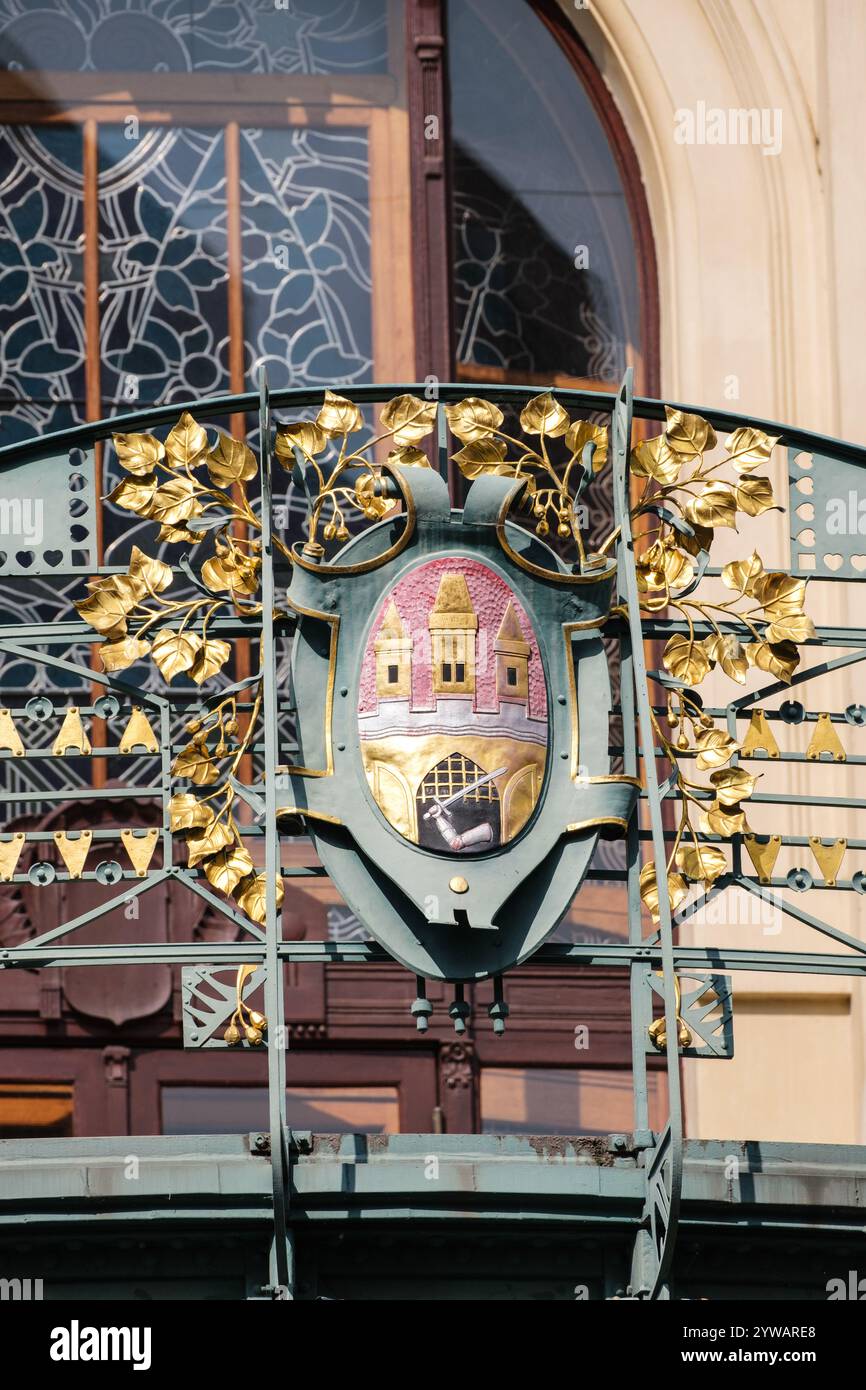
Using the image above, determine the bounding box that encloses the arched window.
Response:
[447,0,653,390]
[0,0,655,445]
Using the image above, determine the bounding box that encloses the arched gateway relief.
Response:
[357,558,548,853]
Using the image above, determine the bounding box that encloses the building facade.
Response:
[1,0,865,1303]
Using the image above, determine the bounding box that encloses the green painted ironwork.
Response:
[1,372,865,1299]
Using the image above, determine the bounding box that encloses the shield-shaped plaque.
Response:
[279,465,637,981]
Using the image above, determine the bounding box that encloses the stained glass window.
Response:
[0,0,388,76]
[0,124,85,444]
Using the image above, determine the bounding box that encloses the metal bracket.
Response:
[644,970,734,1059]
[182,964,267,1048]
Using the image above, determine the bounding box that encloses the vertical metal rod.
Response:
[258,367,293,1296]
[437,397,449,486]
[612,369,683,1295]
[620,627,650,1136]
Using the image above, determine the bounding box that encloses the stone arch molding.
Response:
[558,0,830,435]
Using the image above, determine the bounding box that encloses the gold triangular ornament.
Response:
[54,830,92,879]
[0,709,24,757]
[740,710,779,759]
[121,828,159,877]
[806,713,846,763]
[0,834,25,881]
[53,708,91,756]
[809,837,847,887]
[744,833,782,885]
[119,706,159,755]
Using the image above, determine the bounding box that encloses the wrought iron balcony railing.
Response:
[1,372,864,1298]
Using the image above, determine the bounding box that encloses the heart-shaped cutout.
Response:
[15,550,34,568]
[823,553,844,571]
[43,550,63,567]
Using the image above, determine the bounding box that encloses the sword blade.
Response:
[439,765,507,810]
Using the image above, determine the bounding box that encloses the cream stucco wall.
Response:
[559,0,866,1142]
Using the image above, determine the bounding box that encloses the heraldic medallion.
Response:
[358,559,548,854]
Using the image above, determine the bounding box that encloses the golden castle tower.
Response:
[494,600,530,702]
[428,572,477,696]
[374,600,412,697]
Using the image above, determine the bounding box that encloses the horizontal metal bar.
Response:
[3,940,866,975]
[0,618,264,643]
[0,786,164,802]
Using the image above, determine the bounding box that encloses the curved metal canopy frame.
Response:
[1,375,864,1299]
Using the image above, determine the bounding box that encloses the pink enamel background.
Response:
[358,557,547,719]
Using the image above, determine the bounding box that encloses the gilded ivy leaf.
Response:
[702,633,748,684]
[764,613,816,644]
[636,541,693,612]
[99,635,152,672]
[168,793,215,834]
[151,628,203,682]
[709,767,757,806]
[630,434,680,485]
[752,573,807,618]
[185,818,236,869]
[679,522,714,557]
[451,438,510,479]
[565,419,608,472]
[638,540,693,592]
[75,574,144,635]
[745,640,800,682]
[662,634,711,685]
[235,871,285,923]
[316,389,363,437]
[158,521,206,544]
[734,475,778,516]
[107,474,157,515]
[189,638,231,685]
[664,407,717,459]
[675,842,728,884]
[724,425,780,473]
[699,802,748,838]
[201,550,260,597]
[204,845,255,895]
[113,431,165,476]
[683,482,737,529]
[165,411,208,467]
[639,861,688,923]
[444,397,504,443]
[386,445,431,468]
[380,393,438,446]
[694,728,739,771]
[149,477,203,527]
[207,432,257,487]
[128,545,173,595]
[519,391,570,437]
[721,551,764,594]
[172,737,220,786]
[274,420,328,462]
[354,472,390,519]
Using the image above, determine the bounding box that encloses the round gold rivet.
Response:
[449,876,469,894]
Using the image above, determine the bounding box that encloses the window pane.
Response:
[0,1082,74,1137]
[0,124,85,446]
[447,0,640,382]
[161,1084,399,1135]
[0,1,389,75]
[98,126,230,410]
[481,1067,661,1135]
[238,127,372,391]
